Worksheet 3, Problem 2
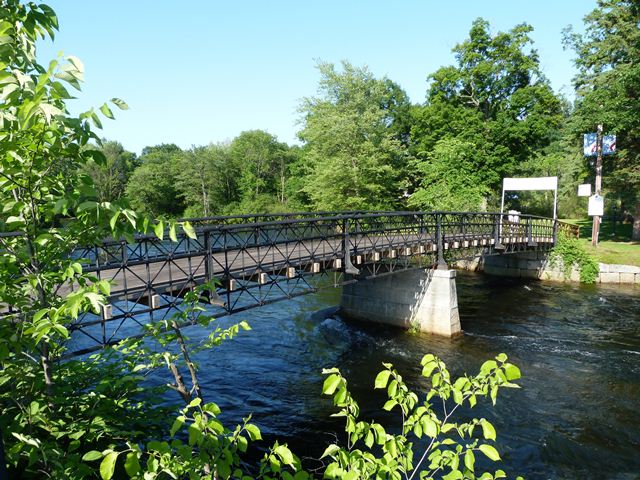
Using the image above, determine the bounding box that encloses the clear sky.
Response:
[39,1,595,155]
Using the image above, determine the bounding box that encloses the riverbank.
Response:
[456,253,640,285]
[562,218,640,267]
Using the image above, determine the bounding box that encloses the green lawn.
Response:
[562,218,640,266]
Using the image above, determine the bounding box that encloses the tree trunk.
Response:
[633,202,640,241]
[171,320,203,401]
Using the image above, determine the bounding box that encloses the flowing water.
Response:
[144,271,640,479]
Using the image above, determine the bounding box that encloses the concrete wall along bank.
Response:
[456,251,640,285]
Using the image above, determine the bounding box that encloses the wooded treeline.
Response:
[86,1,639,238]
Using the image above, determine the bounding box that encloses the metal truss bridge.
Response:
[54,211,576,355]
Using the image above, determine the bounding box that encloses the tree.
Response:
[176,143,241,217]
[141,142,181,157]
[564,0,640,239]
[298,61,410,211]
[79,140,138,202]
[411,19,563,207]
[230,130,291,206]
[125,147,185,217]
[409,138,489,211]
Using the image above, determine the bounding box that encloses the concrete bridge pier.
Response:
[340,268,462,336]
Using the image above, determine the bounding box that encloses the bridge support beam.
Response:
[340,269,461,336]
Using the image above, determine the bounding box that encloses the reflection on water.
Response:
[78,270,640,479]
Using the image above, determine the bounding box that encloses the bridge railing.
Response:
[181,210,399,227]
[1,212,578,352]
[3,212,573,274]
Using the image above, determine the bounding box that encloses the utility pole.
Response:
[591,123,603,246]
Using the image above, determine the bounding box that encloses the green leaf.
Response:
[154,220,164,240]
[275,445,295,465]
[382,399,397,411]
[422,417,438,438]
[322,373,341,395]
[111,97,129,110]
[124,452,141,476]
[365,430,375,447]
[321,444,340,459]
[490,385,498,405]
[182,221,196,239]
[421,360,438,377]
[464,449,475,471]
[99,102,114,119]
[481,419,496,440]
[495,353,508,363]
[443,470,463,480]
[478,444,501,461]
[374,369,391,389]
[480,360,497,374]
[99,451,118,480]
[245,424,262,441]
[109,211,120,230]
[169,223,178,242]
[82,450,103,461]
[67,55,85,74]
[504,363,521,381]
[203,403,221,415]
[169,417,184,437]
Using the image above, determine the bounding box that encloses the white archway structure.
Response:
[500,176,559,219]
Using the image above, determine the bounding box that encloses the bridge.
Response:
[60,211,576,355]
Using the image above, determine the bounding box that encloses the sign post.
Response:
[584,126,616,246]
[592,124,603,246]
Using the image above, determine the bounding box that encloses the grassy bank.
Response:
[562,218,640,266]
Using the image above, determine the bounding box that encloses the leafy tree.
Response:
[79,140,139,202]
[564,0,640,239]
[298,61,410,211]
[409,138,489,211]
[230,130,291,206]
[140,142,181,157]
[177,143,241,217]
[516,127,587,218]
[411,19,563,207]
[125,147,185,217]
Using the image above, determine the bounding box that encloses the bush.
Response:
[550,233,599,283]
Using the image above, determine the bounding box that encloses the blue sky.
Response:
[40,1,595,154]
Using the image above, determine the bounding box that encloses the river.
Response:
[150,271,640,479]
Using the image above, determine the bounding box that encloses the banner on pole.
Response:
[583,133,616,157]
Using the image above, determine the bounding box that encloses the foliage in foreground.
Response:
[318,353,523,480]
[70,352,523,480]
